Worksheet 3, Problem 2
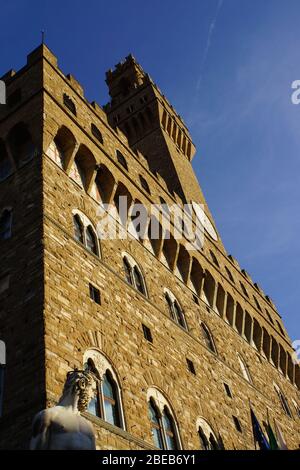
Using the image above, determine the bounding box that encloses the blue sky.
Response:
[1,1,299,341]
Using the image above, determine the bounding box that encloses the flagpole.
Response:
[248,398,257,450]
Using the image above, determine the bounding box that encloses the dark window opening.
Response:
[7,88,22,108]
[116,150,128,171]
[186,359,196,375]
[224,383,232,398]
[89,284,101,305]
[201,323,216,353]
[233,416,242,433]
[86,226,98,255]
[142,324,153,343]
[63,94,77,116]
[139,175,151,194]
[91,124,103,144]
[73,215,84,244]
[0,209,13,240]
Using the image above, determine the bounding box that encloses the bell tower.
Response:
[104,55,208,206]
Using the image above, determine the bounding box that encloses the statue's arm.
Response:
[30,410,51,450]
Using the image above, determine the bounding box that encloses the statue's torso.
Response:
[31,406,95,450]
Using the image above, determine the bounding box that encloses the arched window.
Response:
[197,418,220,450]
[116,150,128,171]
[94,164,115,204]
[102,371,121,427]
[164,290,187,329]
[122,254,147,296]
[84,350,124,429]
[0,209,13,240]
[123,257,133,285]
[240,281,249,298]
[133,266,144,293]
[139,175,151,194]
[91,124,103,144]
[73,211,100,257]
[46,140,65,169]
[162,408,178,450]
[73,214,84,244]
[225,266,235,283]
[200,323,216,353]
[253,296,262,312]
[7,122,37,167]
[86,225,98,255]
[210,250,219,267]
[63,94,77,116]
[148,400,164,449]
[70,145,96,191]
[238,355,252,383]
[46,126,76,171]
[147,388,181,450]
[274,384,292,418]
[114,182,133,227]
[0,140,13,181]
[265,309,274,325]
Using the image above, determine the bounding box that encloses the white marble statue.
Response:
[30,369,96,450]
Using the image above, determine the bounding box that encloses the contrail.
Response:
[196,0,224,93]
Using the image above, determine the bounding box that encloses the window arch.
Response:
[7,122,37,167]
[148,399,164,449]
[63,93,77,116]
[225,266,235,283]
[274,383,292,418]
[190,258,204,296]
[209,250,219,267]
[139,175,151,194]
[122,253,147,296]
[253,296,262,312]
[114,182,133,227]
[70,145,96,191]
[46,140,65,169]
[237,354,252,383]
[0,208,13,240]
[240,281,249,298]
[83,349,124,429]
[72,210,100,257]
[116,150,128,171]
[0,139,13,181]
[46,126,77,171]
[86,225,99,255]
[164,289,187,329]
[73,214,84,244]
[147,388,181,450]
[200,323,217,353]
[91,124,104,144]
[196,418,220,450]
[201,271,215,308]
[94,164,116,204]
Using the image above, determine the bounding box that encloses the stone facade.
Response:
[0,44,299,450]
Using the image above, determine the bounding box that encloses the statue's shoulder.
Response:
[78,413,95,436]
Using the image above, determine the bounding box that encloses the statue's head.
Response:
[63,369,96,412]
